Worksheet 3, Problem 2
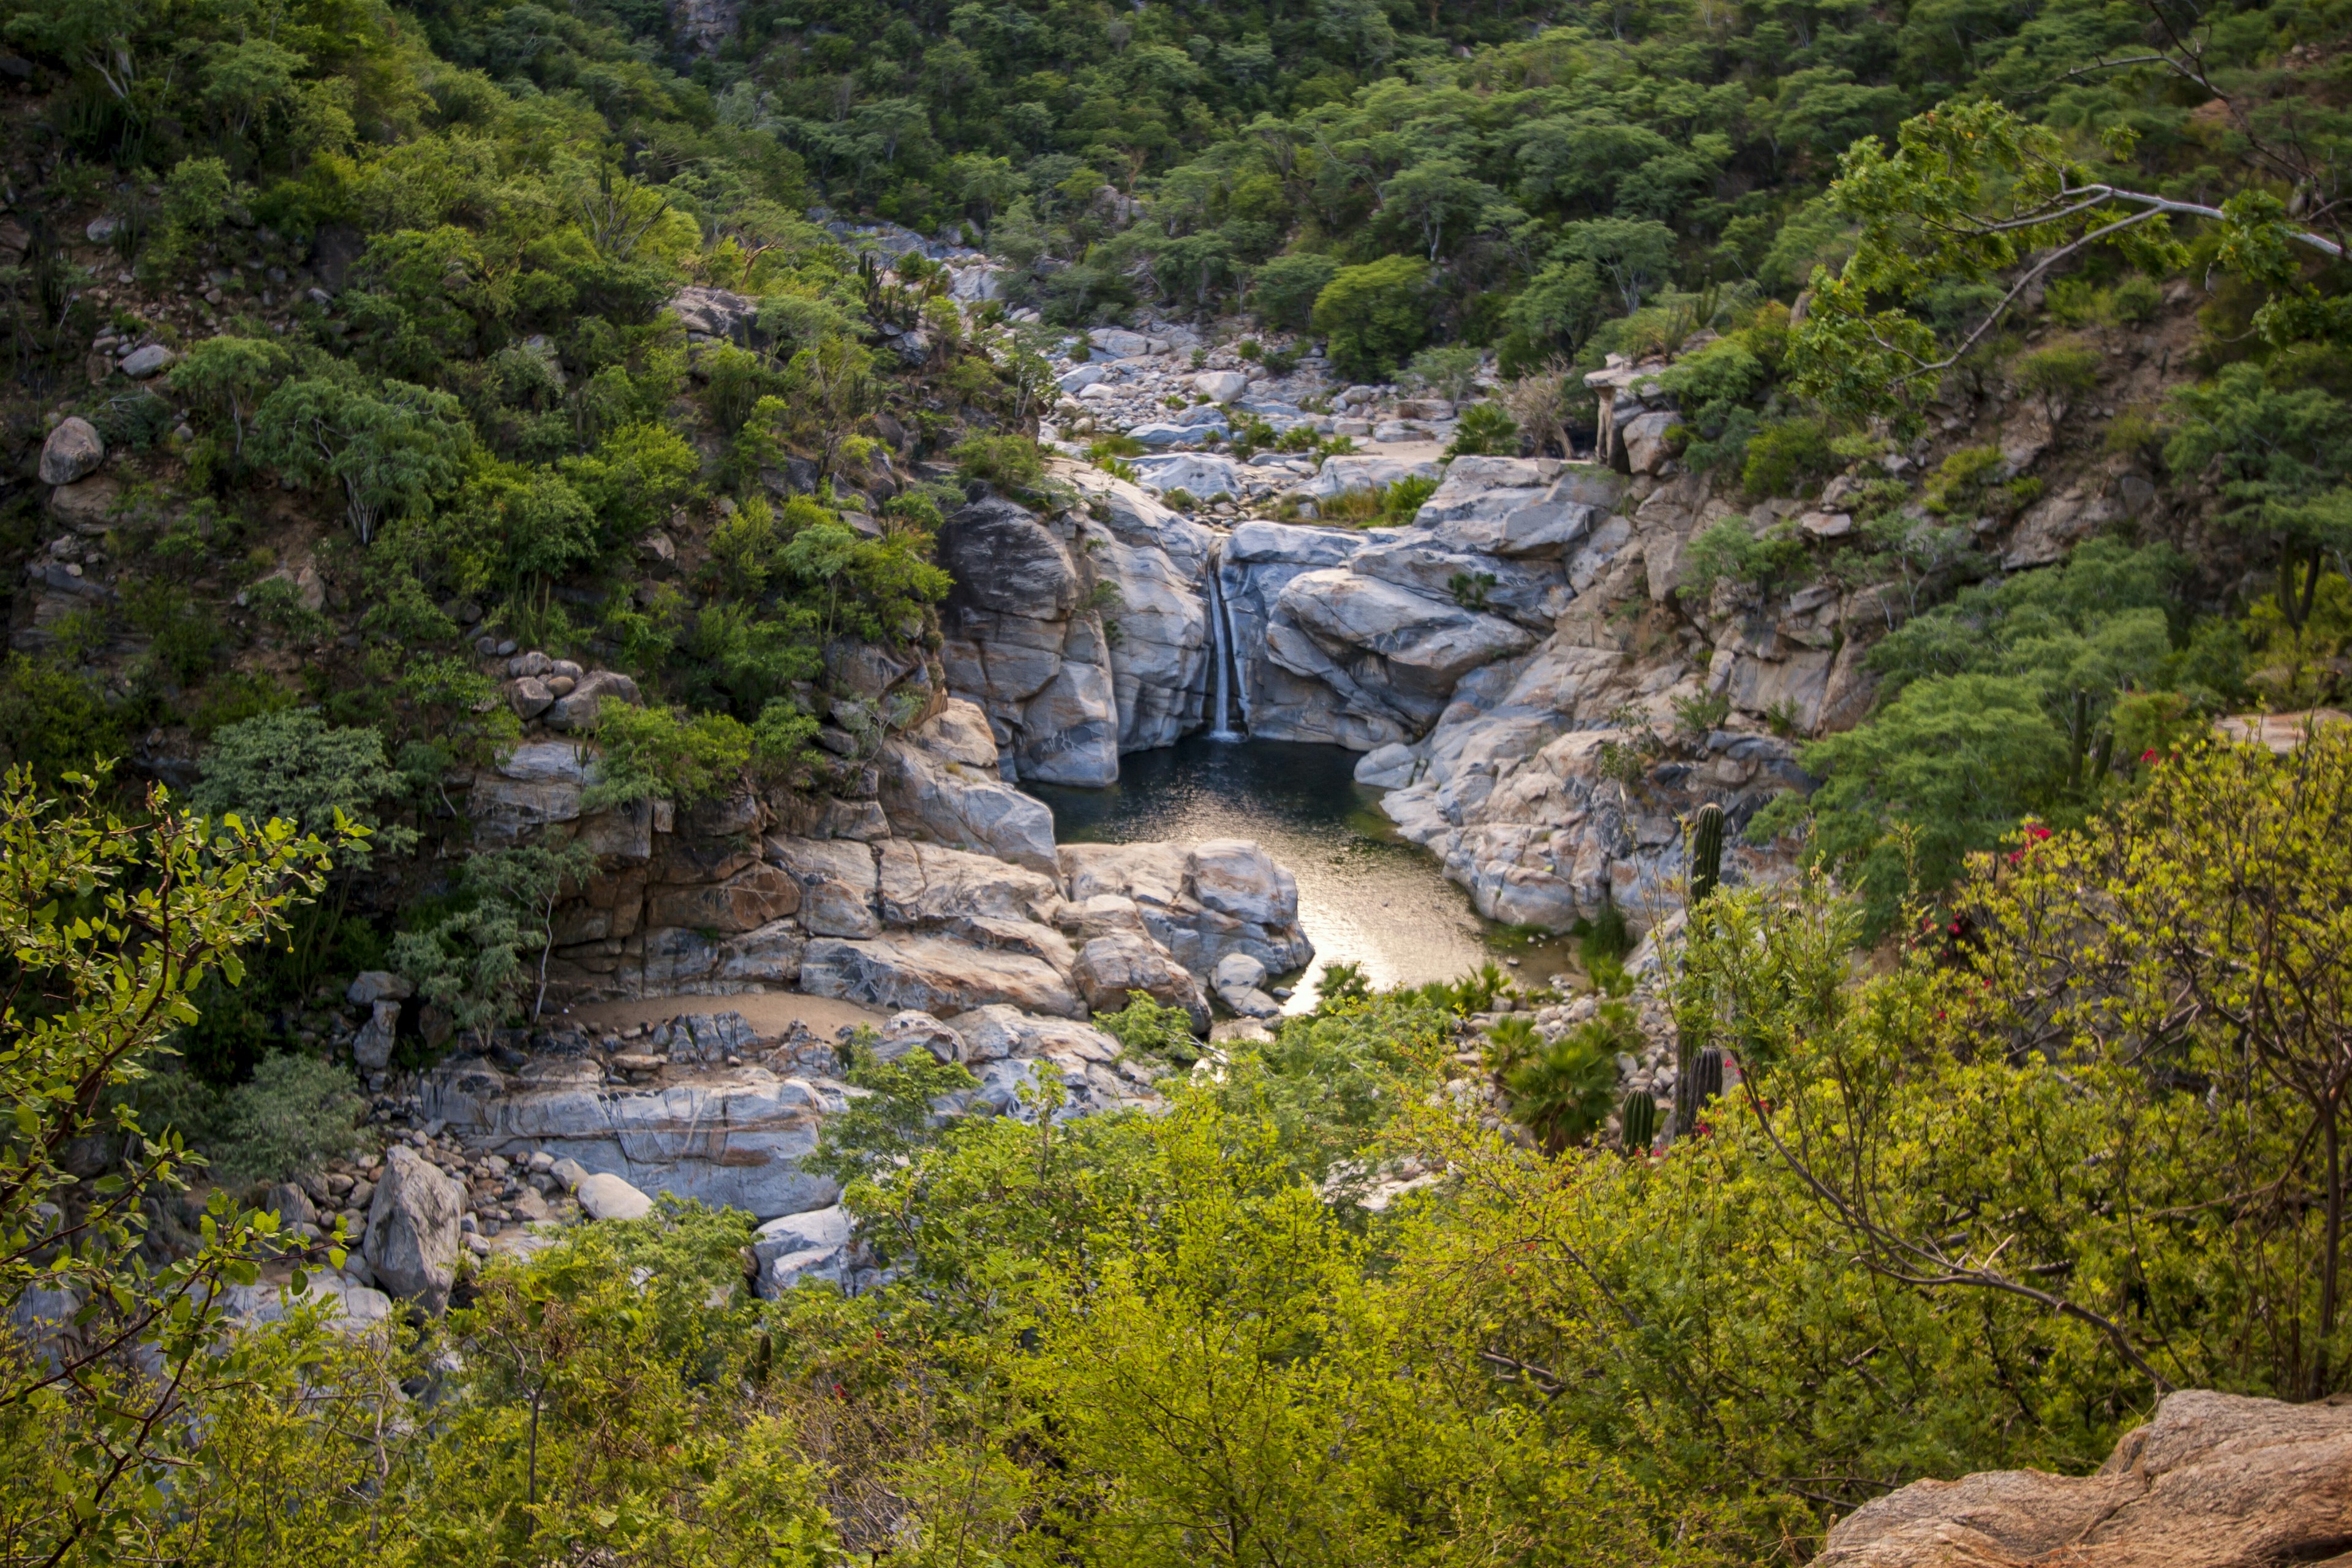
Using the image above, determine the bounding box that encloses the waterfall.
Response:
[1219,565,1251,732]
[1205,554,1243,741]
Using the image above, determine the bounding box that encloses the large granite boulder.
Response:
[752,1204,857,1297]
[576,1171,655,1221]
[1287,453,1444,507]
[876,699,1058,872]
[769,836,881,938]
[1272,568,1536,731]
[1346,532,1568,628]
[952,1005,1156,1118]
[1814,1389,2352,1568]
[937,493,1120,786]
[1069,469,1215,752]
[1368,629,1809,932]
[1058,840,1313,977]
[1219,521,1387,745]
[644,864,800,933]
[1071,931,1209,1031]
[876,840,1063,927]
[1417,457,1621,556]
[39,417,104,486]
[363,1146,463,1314]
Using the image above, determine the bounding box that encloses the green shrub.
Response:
[1751,672,2068,930]
[1447,402,1520,456]
[952,433,1046,492]
[1740,416,1838,500]
[2013,341,2101,419]
[1920,444,2040,519]
[1253,253,1341,331]
[582,704,755,807]
[1402,344,1484,403]
[0,656,123,779]
[208,1053,372,1188]
[1679,516,1809,599]
[2111,274,2162,325]
[192,707,413,861]
[1503,1007,1630,1152]
[1096,991,1204,1065]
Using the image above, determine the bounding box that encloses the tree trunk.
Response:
[2322,1102,2342,1397]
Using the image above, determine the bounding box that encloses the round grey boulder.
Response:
[39,417,104,486]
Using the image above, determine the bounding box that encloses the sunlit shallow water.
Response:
[1022,736,1575,1011]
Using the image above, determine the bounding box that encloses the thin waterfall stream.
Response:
[1205,563,1242,742]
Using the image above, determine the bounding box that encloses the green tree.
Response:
[1554,217,1678,315]
[1752,673,2067,925]
[252,374,471,545]
[1504,258,1606,361]
[560,422,703,551]
[1785,99,2340,428]
[1251,253,1339,331]
[2166,361,2352,631]
[169,333,290,458]
[1311,254,1429,380]
[190,708,414,865]
[0,767,341,1567]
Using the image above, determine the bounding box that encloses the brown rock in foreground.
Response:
[1815,1389,2352,1568]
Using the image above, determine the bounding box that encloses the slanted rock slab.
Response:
[1813,1389,2352,1568]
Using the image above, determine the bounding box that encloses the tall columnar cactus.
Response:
[1692,1047,1725,1106]
[1689,801,1725,907]
[1619,1090,1657,1153]
[1674,1047,1727,1137]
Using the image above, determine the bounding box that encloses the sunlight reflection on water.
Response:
[1022,736,1574,1011]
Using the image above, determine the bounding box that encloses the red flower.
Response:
[2141,748,2161,763]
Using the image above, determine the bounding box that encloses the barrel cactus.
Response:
[1688,801,1725,906]
[1619,1090,1657,1153]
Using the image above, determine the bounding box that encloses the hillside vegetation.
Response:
[2,0,2351,1560]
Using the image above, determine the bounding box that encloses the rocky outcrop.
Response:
[1060,839,1313,977]
[939,473,1222,779]
[1071,468,1217,752]
[802,932,1085,1019]
[938,491,1121,786]
[875,699,1059,872]
[421,1003,1165,1219]
[1215,462,1614,751]
[1372,634,1810,929]
[1814,1389,2352,1568]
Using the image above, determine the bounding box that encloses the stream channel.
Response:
[1022,736,1577,1012]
